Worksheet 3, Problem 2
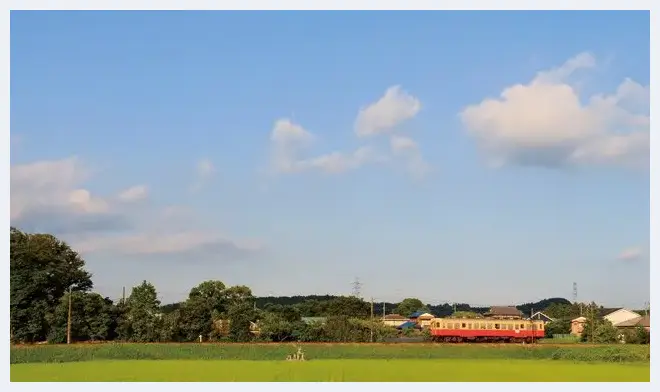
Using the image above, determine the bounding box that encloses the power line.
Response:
[351,277,362,298]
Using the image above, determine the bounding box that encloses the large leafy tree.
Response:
[179,280,227,341]
[10,227,93,343]
[118,280,162,342]
[46,291,118,343]
[394,298,426,317]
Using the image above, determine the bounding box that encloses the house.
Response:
[570,308,643,337]
[570,316,587,336]
[382,313,408,328]
[601,308,642,326]
[614,315,650,332]
[529,311,554,323]
[414,313,436,328]
[484,306,524,320]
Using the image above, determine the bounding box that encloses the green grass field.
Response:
[10,342,651,364]
[11,359,650,382]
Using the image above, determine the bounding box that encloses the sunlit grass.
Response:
[11,359,650,382]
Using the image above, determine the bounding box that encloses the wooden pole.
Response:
[370,297,374,343]
[66,286,73,345]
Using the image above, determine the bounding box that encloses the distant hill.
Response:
[161,294,572,318]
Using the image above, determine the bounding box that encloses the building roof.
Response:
[382,313,407,320]
[485,306,523,317]
[598,308,623,318]
[530,311,555,321]
[615,315,650,328]
[416,313,435,320]
[397,321,420,330]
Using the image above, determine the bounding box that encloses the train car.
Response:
[429,317,545,343]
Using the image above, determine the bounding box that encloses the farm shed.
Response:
[382,313,408,327]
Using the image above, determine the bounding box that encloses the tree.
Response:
[258,312,295,342]
[264,304,301,323]
[325,296,370,318]
[544,302,582,320]
[119,281,162,342]
[592,320,619,343]
[46,291,117,343]
[227,301,256,342]
[179,280,227,341]
[544,319,571,337]
[394,298,426,317]
[622,326,650,344]
[10,227,93,343]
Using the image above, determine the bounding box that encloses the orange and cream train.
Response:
[429,318,545,343]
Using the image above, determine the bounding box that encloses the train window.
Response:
[520,324,525,330]
[461,323,466,329]
[540,324,544,330]
[468,323,472,329]
[480,323,486,329]
[494,324,500,330]
[487,323,492,329]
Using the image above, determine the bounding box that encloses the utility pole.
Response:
[370,297,374,343]
[66,286,73,345]
[121,286,126,305]
[382,301,386,318]
[589,304,594,344]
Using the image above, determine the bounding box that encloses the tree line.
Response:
[10,227,648,345]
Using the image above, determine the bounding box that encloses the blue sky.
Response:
[10,11,650,308]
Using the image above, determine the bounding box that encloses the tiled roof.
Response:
[383,314,407,320]
[485,306,523,316]
[615,315,650,328]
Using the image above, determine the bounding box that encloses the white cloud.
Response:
[118,185,149,202]
[459,52,649,168]
[354,85,422,137]
[390,135,431,179]
[267,85,428,178]
[11,157,110,223]
[11,156,262,261]
[618,246,644,261]
[197,158,215,177]
[269,118,381,175]
[190,158,216,193]
[296,146,383,174]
